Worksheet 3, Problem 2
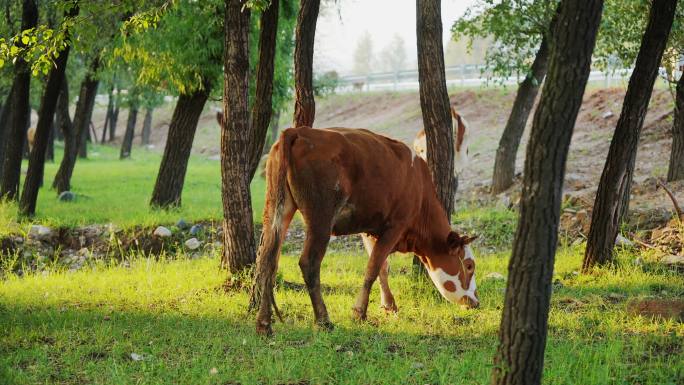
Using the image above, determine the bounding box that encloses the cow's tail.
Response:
[250,129,297,333]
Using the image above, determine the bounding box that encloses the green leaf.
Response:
[21,36,29,45]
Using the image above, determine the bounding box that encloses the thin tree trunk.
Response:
[120,106,137,159]
[491,37,550,194]
[0,84,15,180]
[77,79,98,159]
[248,0,279,181]
[109,101,119,142]
[20,5,75,216]
[46,119,54,162]
[52,60,99,193]
[101,85,114,143]
[491,2,603,385]
[266,109,281,151]
[221,0,256,272]
[0,0,38,200]
[141,107,153,146]
[582,0,676,272]
[150,90,208,208]
[417,0,454,217]
[292,0,320,127]
[667,71,684,181]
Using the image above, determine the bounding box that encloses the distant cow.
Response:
[413,105,470,175]
[27,127,36,152]
[252,126,479,335]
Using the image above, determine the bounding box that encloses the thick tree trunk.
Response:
[221,0,256,272]
[292,0,320,127]
[53,78,73,192]
[0,85,14,179]
[101,85,114,143]
[20,7,75,216]
[491,38,550,194]
[667,72,684,181]
[119,107,137,159]
[141,107,153,146]
[582,0,676,271]
[247,0,279,181]
[52,61,99,193]
[77,79,98,159]
[0,0,38,200]
[491,2,603,385]
[150,90,208,208]
[416,0,454,217]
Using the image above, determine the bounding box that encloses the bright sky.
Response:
[314,0,478,75]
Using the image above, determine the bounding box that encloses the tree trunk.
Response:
[150,90,208,208]
[0,85,15,180]
[110,103,119,142]
[491,37,550,194]
[101,85,114,143]
[491,2,603,385]
[248,0,279,181]
[266,109,281,151]
[120,107,137,159]
[0,0,38,200]
[52,78,73,192]
[20,5,75,216]
[582,0,676,271]
[46,119,54,162]
[52,60,99,193]
[77,79,98,159]
[221,0,256,273]
[292,0,320,127]
[667,71,684,181]
[141,107,153,146]
[416,0,455,217]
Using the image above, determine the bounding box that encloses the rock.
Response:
[28,225,52,240]
[661,254,684,266]
[189,224,203,236]
[58,191,76,202]
[601,110,614,119]
[153,226,172,237]
[606,292,626,302]
[209,368,218,375]
[184,238,201,250]
[485,272,505,281]
[130,353,144,361]
[176,219,190,230]
[615,234,633,247]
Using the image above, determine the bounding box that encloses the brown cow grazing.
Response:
[27,127,37,153]
[413,105,470,174]
[252,126,479,335]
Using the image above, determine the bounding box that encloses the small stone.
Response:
[485,272,505,281]
[661,254,684,266]
[601,110,614,119]
[209,367,218,375]
[411,362,424,370]
[176,219,190,230]
[28,225,52,240]
[153,226,172,237]
[607,293,626,301]
[189,224,203,236]
[58,191,76,202]
[615,234,633,247]
[184,238,201,250]
[334,345,343,352]
[633,257,643,266]
[130,353,144,361]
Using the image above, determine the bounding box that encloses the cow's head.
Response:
[421,231,479,308]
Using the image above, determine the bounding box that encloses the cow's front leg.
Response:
[354,230,401,320]
[361,235,397,313]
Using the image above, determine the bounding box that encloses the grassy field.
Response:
[0,144,266,231]
[1,241,683,384]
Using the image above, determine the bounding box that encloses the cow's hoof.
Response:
[256,320,273,336]
[315,320,335,331]
[352,307,367,321]
[381,303,398,314]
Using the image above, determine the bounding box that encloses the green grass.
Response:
[1,243,682,385]
[0,144,266,229]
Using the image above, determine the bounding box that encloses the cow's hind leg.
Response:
[354,229,402,320]
[300,223,333,329]
[361,235,397,313]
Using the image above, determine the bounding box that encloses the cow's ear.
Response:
[462,235,478,245]
[446,231,463,250]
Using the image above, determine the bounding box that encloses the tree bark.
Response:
[582,0,676,272]
[150,90,208,208]
[0,0,38,200]
[491,37,550,194]
[292,0,320,127]
[141,107,153,146]
[109,97,119,142]
[119,106,137,159]
[221,0,256,273]
[101,85,114,143]
[46,119,54,162]
[52,60,99,193]
[667,71,684,181]
[20,5,75,216]
[491,2,603,385]
[417,0,455,217]
[77,78,98,159]
[0,85,15,180]
[247,0,279,181]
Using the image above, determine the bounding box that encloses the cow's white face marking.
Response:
[426,246,478,306]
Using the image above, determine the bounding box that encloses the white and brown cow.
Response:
[252,126,479,335]
[413,105,470,174]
